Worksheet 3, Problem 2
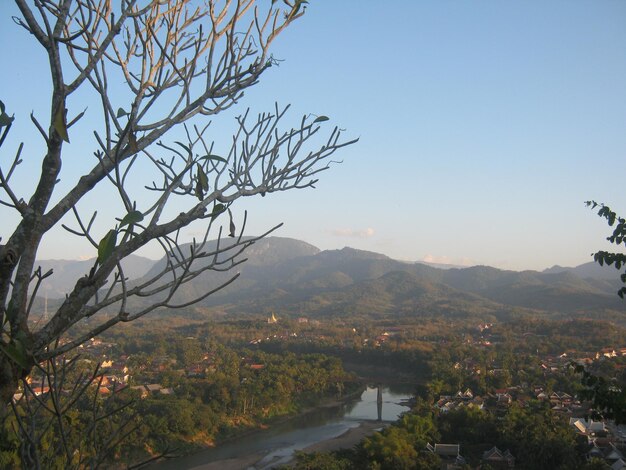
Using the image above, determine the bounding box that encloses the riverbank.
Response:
[190,420,387,470]
[150,386,412,470]
[289,419,387,455]
[149,388,365,469]
[219,385,366,442]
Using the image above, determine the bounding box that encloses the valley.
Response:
[6,237,626,469]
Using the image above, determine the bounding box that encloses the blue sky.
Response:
[2,1,626,271]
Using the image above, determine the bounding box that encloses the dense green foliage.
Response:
[288,404,582,470]
[1,324,359,466]
[587,201,626,299]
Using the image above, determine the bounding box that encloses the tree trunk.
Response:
[0,355,28,416]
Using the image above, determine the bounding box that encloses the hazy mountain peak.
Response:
[417,260,471,270]
[238,237,320,265]
[34,254,155,299]
[318,246,390,261]
[545,264,566,273]
[543,261,619,280]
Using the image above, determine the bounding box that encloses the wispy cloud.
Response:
[421,254,476,267]
[330,228,375,238]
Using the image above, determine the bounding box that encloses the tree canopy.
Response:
[586,201,626,298]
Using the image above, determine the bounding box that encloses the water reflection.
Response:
[344,387,412,422]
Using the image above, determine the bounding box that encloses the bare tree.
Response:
[0,0,356,410]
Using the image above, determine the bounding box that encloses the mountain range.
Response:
[34,237,626,322]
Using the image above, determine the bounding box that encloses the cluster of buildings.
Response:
[434,387,585,416]
[435,389,484,413]
[431,386,626,469]
[569,418,626,469]
[424,443,515,470]
[12,337,178,402]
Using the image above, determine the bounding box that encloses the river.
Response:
[151,385,413,469]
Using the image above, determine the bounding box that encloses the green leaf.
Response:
[194,164,209,201]
[0,341,30,369]
[313,115,329,124]
[0,112,12,128]
[197,164,209,192]
[120,210,144,228]
[53,105,70,143]
[195,180,204,201]
[97,229,118,265]
[201,154,228,164]
[210,203,226,219]
[116,107,128,118]
[0,101,13,127]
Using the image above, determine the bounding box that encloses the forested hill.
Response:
[37,237,626,321]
